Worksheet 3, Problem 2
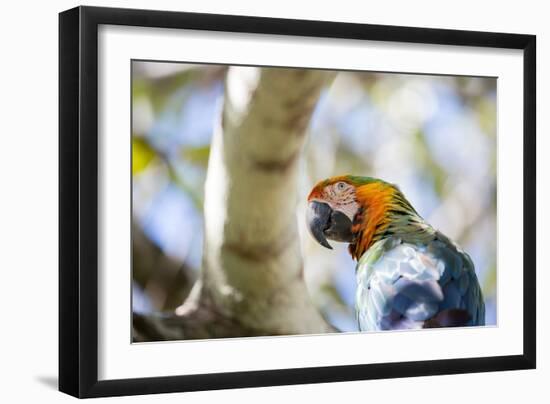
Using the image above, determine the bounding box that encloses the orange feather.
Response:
[350,182,396,260]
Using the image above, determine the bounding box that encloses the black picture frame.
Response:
[59,5,536,398]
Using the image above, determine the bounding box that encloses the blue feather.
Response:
[356,234,485,331]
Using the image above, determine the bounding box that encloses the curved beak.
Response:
[306,201,333,249]
[306,201,354,250]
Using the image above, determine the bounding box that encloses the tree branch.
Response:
[134,67,336,341]
[132,220,195,311]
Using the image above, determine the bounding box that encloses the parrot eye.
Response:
[336,182,346,191]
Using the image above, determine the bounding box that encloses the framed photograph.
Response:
[59,6,536,398]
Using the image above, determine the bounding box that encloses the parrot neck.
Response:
[348,183,432,260]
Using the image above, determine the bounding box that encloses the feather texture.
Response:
[307,175,485,331]
[355,233,485,331]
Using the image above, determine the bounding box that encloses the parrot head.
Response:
[306,175,420,260]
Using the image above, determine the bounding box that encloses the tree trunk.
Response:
[134,66,336,341]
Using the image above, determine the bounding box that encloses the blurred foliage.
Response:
[180,145,211,168]
[131,61,497,330]
[132,137,157,175]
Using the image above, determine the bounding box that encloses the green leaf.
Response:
[132,137,157,174]
[181,145,210,167]
[132,69,197,114]
[482,263,497,295]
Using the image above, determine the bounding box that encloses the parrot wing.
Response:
[355,233,485,331]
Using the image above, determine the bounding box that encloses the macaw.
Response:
[306,175,485,331]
